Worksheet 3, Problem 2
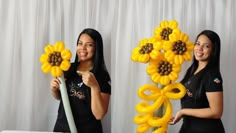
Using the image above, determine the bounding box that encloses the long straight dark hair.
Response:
[181,30,221,83]
[74,28,108,74]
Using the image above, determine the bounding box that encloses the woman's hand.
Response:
[50,78,61,100]
[169,110,183,125]
[77,71,99,89]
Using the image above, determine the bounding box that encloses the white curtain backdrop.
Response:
[0,0,236,133]
[111,0,236,133]
[0,0,114,132]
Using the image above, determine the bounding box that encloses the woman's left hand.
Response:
[171,110,183,124]
[77,71,99,89]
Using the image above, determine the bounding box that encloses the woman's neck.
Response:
[78,61,93,72]
[194,61,208,74]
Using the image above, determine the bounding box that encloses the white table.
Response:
[1,131,57,133]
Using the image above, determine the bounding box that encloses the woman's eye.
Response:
[88,43,93,47]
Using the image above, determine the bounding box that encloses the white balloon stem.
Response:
[58,73,78,133]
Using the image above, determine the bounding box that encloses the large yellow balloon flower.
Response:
[40,41,72,77]
[131,36,162,63]
[163,32,194,65]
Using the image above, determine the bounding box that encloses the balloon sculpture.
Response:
[40,42,78,133]
[131,20,194,133]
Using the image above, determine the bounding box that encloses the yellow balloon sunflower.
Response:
[40,41,72,77]
[163,32,194,65]
[146,55,181,85]
[154,20,180,41]
[131,36,162,63]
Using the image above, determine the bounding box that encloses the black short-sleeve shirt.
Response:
[180,68,225,133]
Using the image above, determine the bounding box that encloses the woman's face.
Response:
[194,35,213,63]
[77,33,95,62]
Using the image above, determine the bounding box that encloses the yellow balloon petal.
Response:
[41,62,52,73]
[54,41,65,52]
[183,52,192,60]
[140,54,150,63]
[169,33,177,41]
[40,54,48,63]
[168,72,178,81]
[165,51,175,62]
[44,45,54,54]
[162,42,172,50]
[187,42,194,50]
[169,20,178,29]
[60,60,71,71]
[160,76,170,85]
[160,20,168,28]
[172,65,181,72]
[150,51,161,60]
[151,73,161,83]
[51,66,62,77]
[174,55,184,65]
[61,49,72,60]
[181,33,189,42]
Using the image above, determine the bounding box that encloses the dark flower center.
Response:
[139,43,153,54]
[158,61,172,76]
[172,40,187,55]
[160,27,173,41]
[48,52,62,66]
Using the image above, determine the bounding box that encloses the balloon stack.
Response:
[131,20,194,133]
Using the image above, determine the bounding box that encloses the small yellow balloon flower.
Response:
[40,41,72,77]
[163,32,194,65]
[131,36,162,63]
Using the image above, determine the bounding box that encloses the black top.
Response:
[53,63,111,133]
[180,68,225,133]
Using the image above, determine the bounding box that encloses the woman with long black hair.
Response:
[50,28,111,133]
[170,30,225,133]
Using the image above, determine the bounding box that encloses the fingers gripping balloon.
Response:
[131,20,194,133]
[40,42,78,133]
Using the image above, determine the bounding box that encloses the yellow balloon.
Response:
[163,83,186,99]
[138,84,161,101]
[148,100,172,127]
[134,113,152,124]
[136,123,150,133]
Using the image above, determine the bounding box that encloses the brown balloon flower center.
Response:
[160,27,173,41]
[48,52,62,66]
[158,61,172,76]
[139,43,153,54]
[172,40,187,55]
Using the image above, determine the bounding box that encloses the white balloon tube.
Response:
[58,73,78,133]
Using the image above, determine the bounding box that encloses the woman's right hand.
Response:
[50,78,60,91]
[50,78,61,99]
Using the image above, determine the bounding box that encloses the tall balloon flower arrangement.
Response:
[131,20,194,133]
[40,42,78,133]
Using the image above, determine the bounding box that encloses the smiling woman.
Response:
[50,28,111,133]
[171,30,225,133]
